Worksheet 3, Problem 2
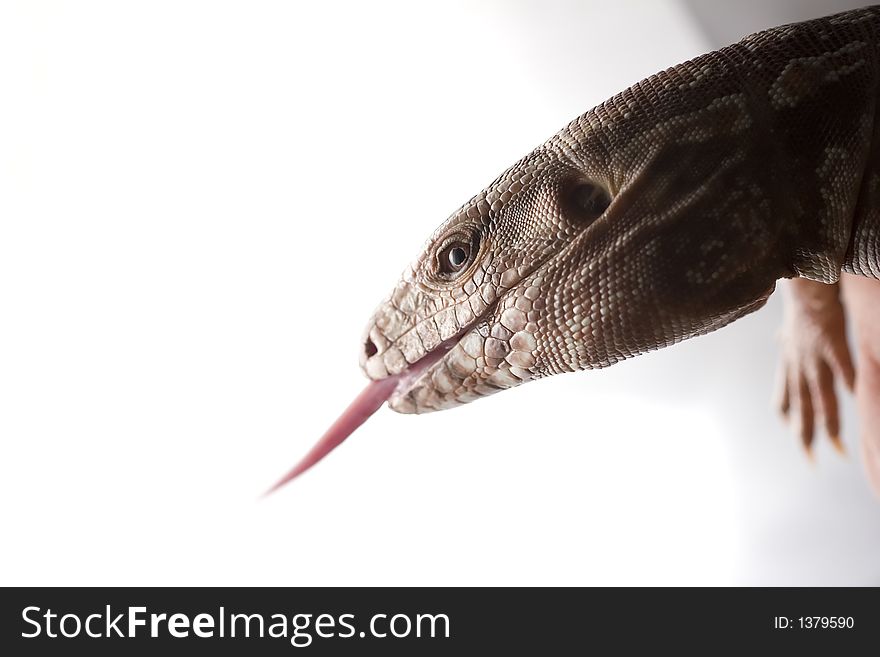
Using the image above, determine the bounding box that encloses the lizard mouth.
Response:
[384,296,503,410]
[386,336,458,402]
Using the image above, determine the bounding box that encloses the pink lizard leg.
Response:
[841,274,880,498]
[775,279,855,457]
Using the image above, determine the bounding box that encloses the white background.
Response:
[2,0,878,585]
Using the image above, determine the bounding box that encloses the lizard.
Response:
[268,6,880,492]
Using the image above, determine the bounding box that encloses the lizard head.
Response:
[361,96,784,414]
[360,146,613,413]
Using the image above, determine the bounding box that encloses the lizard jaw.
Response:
[386,297,538,414]
[386,336,459,402]
[381,295,509,413]
[385,333,473,413]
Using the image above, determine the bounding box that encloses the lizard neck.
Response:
[557,7,880,286]
[734,8,880,283]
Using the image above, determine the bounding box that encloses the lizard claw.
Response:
[828,433,846,457]
[802,438,815,464]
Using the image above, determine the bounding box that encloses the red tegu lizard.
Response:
[268,6,880,494]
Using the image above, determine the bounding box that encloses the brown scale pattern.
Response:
[360,6,880,414]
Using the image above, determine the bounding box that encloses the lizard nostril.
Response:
[364,337,378,358]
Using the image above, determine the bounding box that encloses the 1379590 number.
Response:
[798,617,854,629]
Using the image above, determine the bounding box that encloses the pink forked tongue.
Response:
[264,338,454,497]
[263,376,399,497]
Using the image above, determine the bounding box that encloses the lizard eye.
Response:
[436,236,477,277]
[448,246,468,267]
[438,242,471,273]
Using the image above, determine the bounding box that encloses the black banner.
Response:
[1,587,876,654]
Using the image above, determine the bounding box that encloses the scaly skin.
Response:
[360,7,880,415]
